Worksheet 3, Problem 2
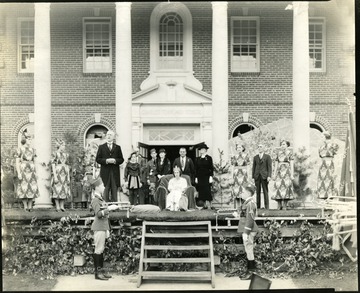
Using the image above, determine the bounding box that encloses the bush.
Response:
[3,217,343,279]
[2,215,141,279]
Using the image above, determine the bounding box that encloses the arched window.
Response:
[84,124,109,148]
[18,123,34,147]
[310,122,325,133]
[159,12,183,69]
[233,123,256,136]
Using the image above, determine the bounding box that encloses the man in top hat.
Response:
[89,176,118,280]
[252,143,272,209]
[173,147,195,185]
[95,130,124,202]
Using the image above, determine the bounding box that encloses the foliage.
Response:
[293,147,316,202]
[63,131,86,183]
[215,220,343,278]
[244,128,276,160]
[2,216,142,279]
[211,149,234,206]
[2,217,346,279]
[0,146,17,204]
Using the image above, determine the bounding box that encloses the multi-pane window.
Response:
[159,12,183,70]
[83,18,112,73]
[18,18,34,73]
[231,17,260,72]
[309,18,326,72]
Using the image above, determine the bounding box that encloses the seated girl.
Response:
[166,166,188,211]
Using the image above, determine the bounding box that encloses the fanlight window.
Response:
[159,13,184,69]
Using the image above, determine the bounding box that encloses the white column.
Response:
[33,3,52,208]
[211,1,229,161]
[292,2,310,153]
[115,2,132,160]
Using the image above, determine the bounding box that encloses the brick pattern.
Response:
[0,2,354,151]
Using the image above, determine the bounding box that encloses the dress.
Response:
[15,146,39,199]
[273,149,294,201]
[231,152,250,199]
[317,140,339,199]
[166,177,188,211]
[195,155,214,201]
[51,151,71,199]
[125,162,141,189]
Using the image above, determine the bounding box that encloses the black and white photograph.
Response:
[0,0,357,291]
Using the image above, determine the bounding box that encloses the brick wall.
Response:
[0,2,354,150]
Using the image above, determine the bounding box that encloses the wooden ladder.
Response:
[137,221,215,288]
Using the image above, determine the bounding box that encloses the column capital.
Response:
[292,1,309,14]
[211,1,228,9]
[116,2,132,10]
[34,3,51,10]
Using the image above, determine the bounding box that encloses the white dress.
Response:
[166,177,188,211]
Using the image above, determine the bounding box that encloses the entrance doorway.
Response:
[138,143,204,166]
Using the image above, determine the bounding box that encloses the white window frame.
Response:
[309,17,326,72]
[231,16,260,73]
[158,12,184,70]
[149,3,193,73]
[18,18,35,73]
[83,17,112,73]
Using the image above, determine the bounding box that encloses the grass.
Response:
[2,274,57,291]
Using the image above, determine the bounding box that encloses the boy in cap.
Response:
[233,184,258,280]
[146,148,158,204]
[89,176,118,280]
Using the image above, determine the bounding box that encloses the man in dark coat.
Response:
[252,143,272,209]
[173,147,195,185]
[95,130,124,202]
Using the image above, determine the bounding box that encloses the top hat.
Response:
[197,143,209,150]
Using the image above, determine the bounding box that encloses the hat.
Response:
[159,148,166,154]
[197,143,209,150]
[89,177,103,188]
[244,183,256,195]
[150,148,157,154]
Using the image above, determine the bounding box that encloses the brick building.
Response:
[0,1,355,207]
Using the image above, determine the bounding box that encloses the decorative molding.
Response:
[77,116,114,141]
[228,114,263,139]
[13,115,31,137]
[313,115,333,133]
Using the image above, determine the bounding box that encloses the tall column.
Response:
[292,2,310,153]
[33,3,52,208]
[211,1,229,161]
[115,2,132,159]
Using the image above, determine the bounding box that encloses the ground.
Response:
[2,271,358,292]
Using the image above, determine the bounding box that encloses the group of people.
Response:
[231,139,294,211]
[13,129,339,213]
[96,132,215,211]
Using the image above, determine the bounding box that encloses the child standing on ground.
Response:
[233,184,258,280]
[124,152,142,205]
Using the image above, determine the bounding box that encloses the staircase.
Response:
[137,221,215,288]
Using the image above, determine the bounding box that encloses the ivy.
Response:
[3,218,348,279]
[2,216,141,279]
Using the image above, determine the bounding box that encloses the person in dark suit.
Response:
[89,176,118,280]
[172,147,195,185]
[95,130,124,202]
[156,148,171,183]
[252,143,272,209]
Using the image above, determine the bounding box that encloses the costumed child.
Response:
[233,184,258,280]
[89,176,118,280]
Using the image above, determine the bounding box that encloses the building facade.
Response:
[0,1,355,206]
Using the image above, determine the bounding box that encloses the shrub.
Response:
[2,216,141,279]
